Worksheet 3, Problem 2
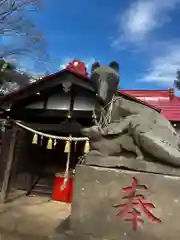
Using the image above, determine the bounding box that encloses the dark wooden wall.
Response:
[171,122,180,135]
[0,125,84,191]
[10,127,33,190]
[0,127,14,187]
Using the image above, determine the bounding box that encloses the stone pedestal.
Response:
[71,164,180,240]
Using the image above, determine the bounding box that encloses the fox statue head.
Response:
[91,61,120,105]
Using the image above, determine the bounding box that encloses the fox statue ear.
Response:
[109,61,119,72]
[91,62,100,73]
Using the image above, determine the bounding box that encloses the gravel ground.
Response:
[0,230,99,240]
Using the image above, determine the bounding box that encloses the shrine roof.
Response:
[120,89,180,121]
[0,70,161,115]
[0,60,161,114]
[0,60,92,106]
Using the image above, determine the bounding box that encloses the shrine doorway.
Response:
[6,121,88,202]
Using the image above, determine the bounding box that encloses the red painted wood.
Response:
[52,176,74,203]
[66,59,88,77]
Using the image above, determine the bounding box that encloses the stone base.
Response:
[83,151,180,176]
[71,164,180,240]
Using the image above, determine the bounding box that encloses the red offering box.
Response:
[52,173,74,203]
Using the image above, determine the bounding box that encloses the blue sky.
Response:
[5,0,180,90]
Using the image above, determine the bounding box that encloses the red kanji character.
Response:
[113,177,162,231]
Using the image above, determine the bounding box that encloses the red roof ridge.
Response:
[65,59,89,77]
[119,91,161,112]
[120,89,180,121]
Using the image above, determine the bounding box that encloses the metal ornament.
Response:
[62,80,72,92]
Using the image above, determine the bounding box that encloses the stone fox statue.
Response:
[83,126,143,160]
[82,61,180,167]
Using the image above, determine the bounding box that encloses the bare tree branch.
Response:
[0,0,48,63]
[0,0,50,94]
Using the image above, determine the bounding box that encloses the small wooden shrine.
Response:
[0,59,100,203]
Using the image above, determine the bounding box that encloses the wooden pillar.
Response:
[0,125,18,203]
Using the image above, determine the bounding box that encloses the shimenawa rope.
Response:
[15,121,89,141]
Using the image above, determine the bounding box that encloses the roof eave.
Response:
[0,69,91,107]
[119,92,161,112]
